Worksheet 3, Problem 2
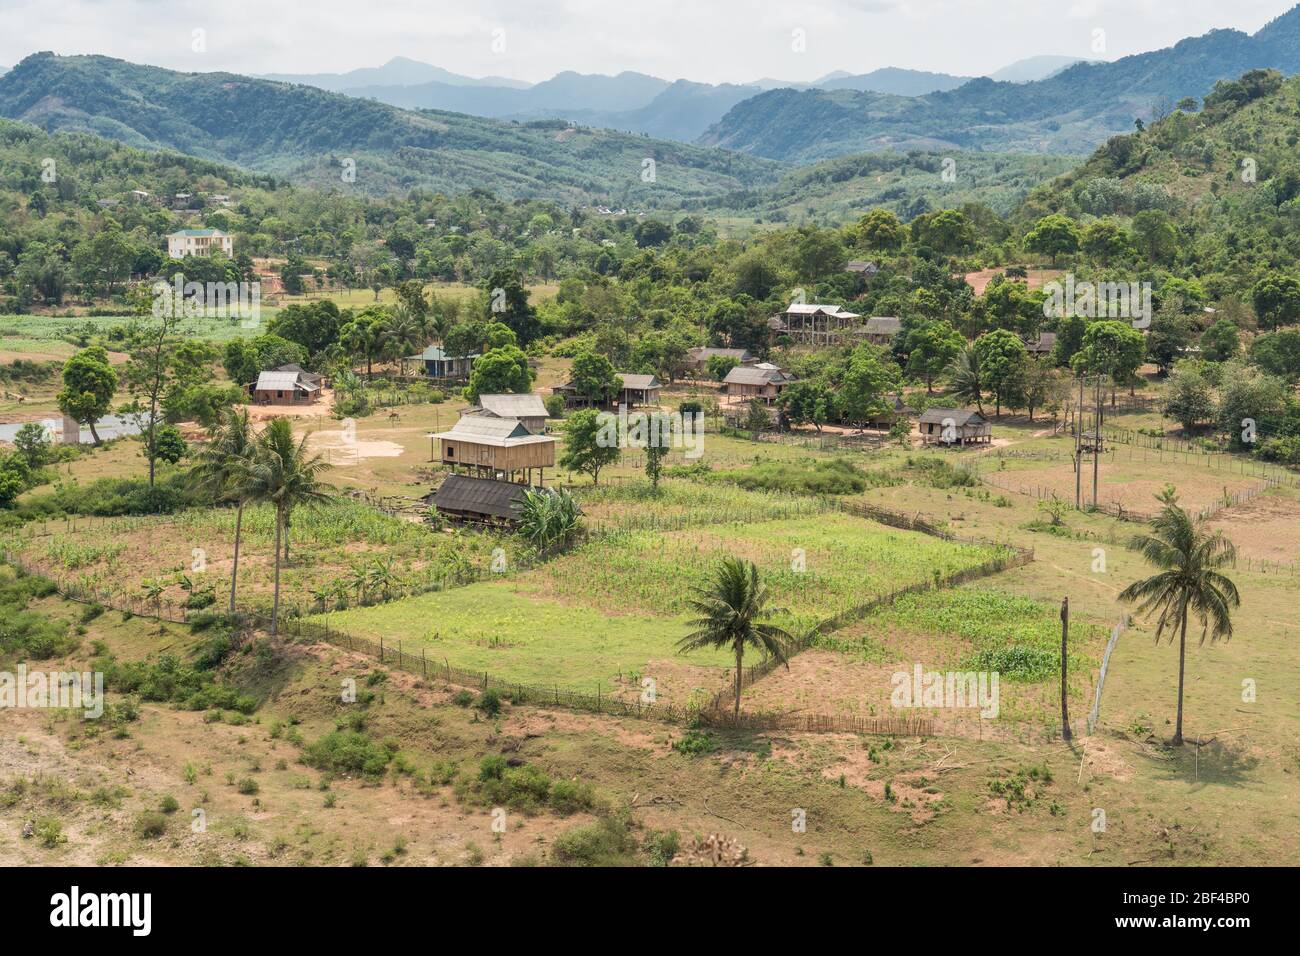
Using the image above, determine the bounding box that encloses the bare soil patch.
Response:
[1206,489,1300,563]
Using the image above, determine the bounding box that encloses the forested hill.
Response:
[0,53,782,206]
[700,5,1300,161]
[1020,71,1300,223]
[1007,70,1300,296]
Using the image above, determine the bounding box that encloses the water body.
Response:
[0,415,144,443]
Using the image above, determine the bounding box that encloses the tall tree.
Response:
[242,418,332,635]
[188,408,255,614]
[1070,320,1145,407]
[482,269,540,344]
[1251,273,1300,331]
[1024,214,1081,266]
[677,558,793,717]
[904,320,964,393]
[559,409,619,486]
[122,304,181,488]
[973,329,1028,417]
[1119,491,1240,746]
[465,344,533,403]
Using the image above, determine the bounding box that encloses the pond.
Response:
[0,415,144,443]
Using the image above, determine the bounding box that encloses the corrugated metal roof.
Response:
[472,394,549,418]
[784,303,860,318]
[417,346,478,361]
[688,347,753,362]
[918,408,987,426]
[254,371,315,392]
[619,373,660,391]
[724,365,787,386]
[429,415,556,448]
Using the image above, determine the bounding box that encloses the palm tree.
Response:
[947,345,984,413]
[381,307,421,375]
[187,407,255,615]
[242,418,333,636]
[1119,491,1240,746]
[677,557,793,717]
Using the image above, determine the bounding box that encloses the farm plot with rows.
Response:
[740,587,1108,735]
[1,501,511,618]
[314,513,1009,703]
[572,479,832,531]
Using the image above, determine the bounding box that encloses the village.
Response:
[1,46,1298,882]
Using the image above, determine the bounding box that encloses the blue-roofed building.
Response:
[415,345,478,379]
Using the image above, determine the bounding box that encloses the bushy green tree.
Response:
[58,345,117,445]
[559,409,620,485]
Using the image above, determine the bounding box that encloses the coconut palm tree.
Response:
[187,407,255,615]
[947,345,984,413]
[677,557,793,717]
[1119,491,1240,746]
[242,418,332,636]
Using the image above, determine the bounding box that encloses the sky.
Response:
[1,0,1297,84]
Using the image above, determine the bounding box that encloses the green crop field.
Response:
[318,582,732,705]
[313,512,1007,698]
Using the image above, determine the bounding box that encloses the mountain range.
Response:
[0,53,780,204]
[255,57,1076,142]
[701,5,1300,160]
[1,6,1298,212]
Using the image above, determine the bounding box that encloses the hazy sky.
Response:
[2,0,1296,83]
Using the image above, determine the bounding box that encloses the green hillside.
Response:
[697,150,1081,227]
[1015,70,1300,295]
[0,53,782,206]
[700,6,1300,161]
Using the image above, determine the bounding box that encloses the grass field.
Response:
[314,511,1006,700]
[3,397,1299,868]
[318,582,732,705]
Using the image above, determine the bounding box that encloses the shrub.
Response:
[551,814,638,866]
[134,811,168,839]
[713,457,867,496]
[475,689,502,717]
[35,818,66,849]
[550,778,596,815]
[672,728,714,756]
[301,731,397,779]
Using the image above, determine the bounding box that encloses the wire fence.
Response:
[974,466,1281,525]
[698,711,934,735]
[700,501,1035,712]
[1,501,1065,739]
[1100,425,1300,487]
[280,617,701,723]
